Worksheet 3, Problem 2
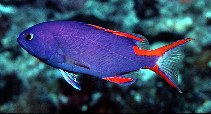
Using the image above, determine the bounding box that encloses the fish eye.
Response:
[24,33,33,41]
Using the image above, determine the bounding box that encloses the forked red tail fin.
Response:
[134,38,193,93]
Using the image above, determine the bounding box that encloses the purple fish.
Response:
[17,21,192,92]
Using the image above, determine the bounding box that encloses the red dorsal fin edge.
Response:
[87,24,144,42]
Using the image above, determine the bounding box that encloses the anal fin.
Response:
[103,75,136,86]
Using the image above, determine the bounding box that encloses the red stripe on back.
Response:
[103,76,133,84]
[87,24,144,42]
[133,38,192,56]
[145,65,177,89]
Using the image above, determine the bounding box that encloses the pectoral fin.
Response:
[65,56,90,69]
[59,69,81,90]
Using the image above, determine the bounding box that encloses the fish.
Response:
[17,21,192,92]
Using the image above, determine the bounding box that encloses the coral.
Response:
[197,100,211,113]
[0,77,58,113]
[0,74,23,105]
[83,0,139,32]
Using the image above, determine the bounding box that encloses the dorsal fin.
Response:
[87,24,144,42]
[135,34,149,49]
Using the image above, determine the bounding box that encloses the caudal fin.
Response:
[133,38,192,93]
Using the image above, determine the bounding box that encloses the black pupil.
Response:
[25,34,32,41]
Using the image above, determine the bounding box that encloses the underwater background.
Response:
[0,0,210,113]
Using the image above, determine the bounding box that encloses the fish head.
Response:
[17,23,56,63]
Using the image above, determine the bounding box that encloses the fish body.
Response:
[17,21,192,92]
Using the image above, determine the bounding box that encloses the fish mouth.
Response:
[17,37,29,52]
[17,37,24,48]
[17,37,20,44]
